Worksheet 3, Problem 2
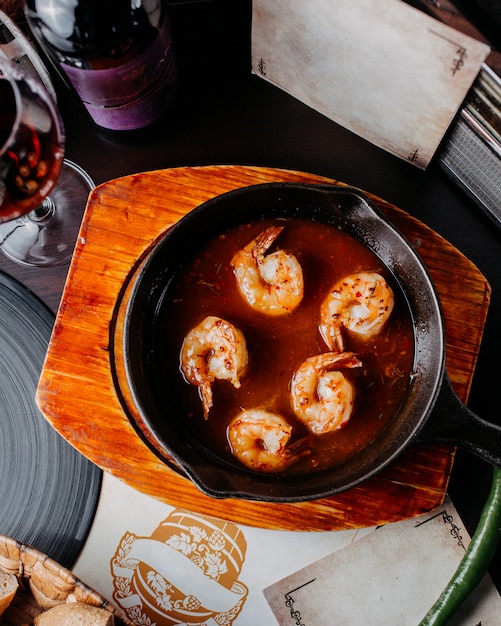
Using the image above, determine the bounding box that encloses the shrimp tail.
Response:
[333,351,363,369]
[200,382,213,420]
[314,350,363,370]
[250,225,284,260]
[318,319,344,352]
[285,436,312,464]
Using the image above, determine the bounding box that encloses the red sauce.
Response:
[155,218,414,475]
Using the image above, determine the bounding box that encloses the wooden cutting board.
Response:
[36,166,490,531]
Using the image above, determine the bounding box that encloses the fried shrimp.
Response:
[230,225,304,316]
[227,409,309,473]
[319,271,394,352]
[291,352,363,435]
[180,316,248,419]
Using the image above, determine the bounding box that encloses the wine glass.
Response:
[0,56,93,266]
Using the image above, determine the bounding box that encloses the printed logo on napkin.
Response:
[110,510,248,625]
[72,474,370,625]
[251,0,490,168]
[264,496,501,625]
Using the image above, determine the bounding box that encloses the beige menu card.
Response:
[73,473,501,625]
[251,0,490,168]
[264,496,501,625]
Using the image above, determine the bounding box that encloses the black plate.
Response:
[0,271,101,568]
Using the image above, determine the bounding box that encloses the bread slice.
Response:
[33,602,115,625]
[0,568,19,616]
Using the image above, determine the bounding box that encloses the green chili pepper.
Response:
[419,466,501,626]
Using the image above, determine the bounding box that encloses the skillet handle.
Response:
[415,374,501,468]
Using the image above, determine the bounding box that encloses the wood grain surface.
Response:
[36,166,491,531]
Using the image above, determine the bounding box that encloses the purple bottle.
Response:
[25,0,177,131]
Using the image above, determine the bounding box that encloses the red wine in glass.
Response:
[0,68,63,221]
[0,57,93,266]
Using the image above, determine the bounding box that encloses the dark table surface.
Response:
[3,0,501,593]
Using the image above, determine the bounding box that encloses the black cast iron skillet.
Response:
[122,183,501,502]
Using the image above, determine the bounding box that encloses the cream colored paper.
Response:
[251,0,490,168]
[73,473,372,625]
[264,496,501,625]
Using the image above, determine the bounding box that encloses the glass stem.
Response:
[30,196,56,223]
